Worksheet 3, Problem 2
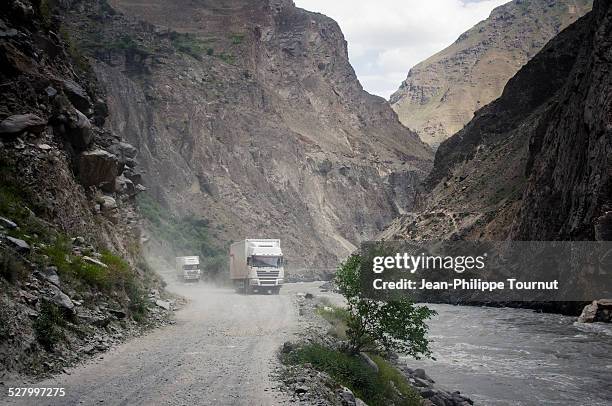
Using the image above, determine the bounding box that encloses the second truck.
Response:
[229,239,284,294]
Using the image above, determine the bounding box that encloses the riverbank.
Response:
[281,282,612,406]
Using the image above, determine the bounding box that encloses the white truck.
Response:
[229,239,284,294]
[175,256,201,282]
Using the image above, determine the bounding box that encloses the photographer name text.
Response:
[373,278,559,292]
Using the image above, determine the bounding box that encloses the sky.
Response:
[293,0,510,99]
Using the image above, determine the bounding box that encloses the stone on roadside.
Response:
[154,299,171,310]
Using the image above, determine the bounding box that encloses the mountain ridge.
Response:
[390,0,593,148]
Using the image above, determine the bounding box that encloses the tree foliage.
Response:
[335,254,436,358]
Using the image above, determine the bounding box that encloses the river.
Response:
[403,304,612,405]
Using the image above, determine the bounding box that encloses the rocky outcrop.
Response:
[78,149,119,191]
[390,0,592,148]
[0,0,168,377]
[578,299,612,323]
[382,0,611,247]
[61,0,433,269]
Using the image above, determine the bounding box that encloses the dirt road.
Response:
[5,281,308,406]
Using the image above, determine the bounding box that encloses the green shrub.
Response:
[59,26,90,72]
[169,32,208,60]
[335,254,435,358]
[230,33,245,45]
[317,304,350,338]
[33,302,65,351]
[38,0,53,28]
[284,344,421,406]
[125,278,148,322]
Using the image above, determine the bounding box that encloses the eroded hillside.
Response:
[0,0,172,378]
[61,0,433,270]
[382,0,611,243]
[390,0,592,148]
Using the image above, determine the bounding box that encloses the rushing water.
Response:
[402,304,612,406]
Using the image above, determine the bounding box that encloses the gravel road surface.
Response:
[4,281,312,406]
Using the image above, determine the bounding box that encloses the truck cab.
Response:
[230,239,284,294]
[175,256,201,282]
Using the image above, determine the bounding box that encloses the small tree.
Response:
[335,254,436,359]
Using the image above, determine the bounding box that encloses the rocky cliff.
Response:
[0,0,172,378]
[390,0,592,148]
[60,0,433,270]
[382,0,611,245]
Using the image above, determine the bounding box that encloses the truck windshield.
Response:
[251,256,281,268]
[183,264,199,270]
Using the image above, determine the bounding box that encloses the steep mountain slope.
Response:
[381,0,610,244]
[0,0,171,378]
[390,0,592,148]
[61,0,433,270]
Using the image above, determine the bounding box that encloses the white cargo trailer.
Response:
[229,239,284,294]
[175,256,201,282]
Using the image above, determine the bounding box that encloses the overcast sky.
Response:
[293,0,510,99]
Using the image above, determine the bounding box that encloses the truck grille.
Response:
[256,270,279,279]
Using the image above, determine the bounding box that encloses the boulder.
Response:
[66,109,92,150]
[45,86,58,98]
[154,299,171,310]
[5,236,30,253]
[336,386,356,405]
[97,195,118,211]
[45,284,75,313]
[0,216,17,229]
[115,175,135,195]
[578,299,612,323]
[108,141,138,166]
[39,266,60,287]
[123,168,143,185]
[78,149,119,191]
[62,79,92,113]
[0,114,47,136]
[92,98,108,126]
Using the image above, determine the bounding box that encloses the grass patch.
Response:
[230,33,245,45]
[316,304,350,339]
[169,32,210,60]
[43,239,136,292]
[217,52,235,65]
[283,343,421,406]
[38,0,53,29]
[59,26,90,72]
